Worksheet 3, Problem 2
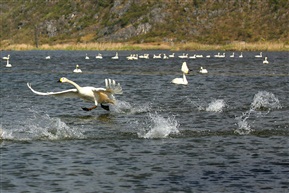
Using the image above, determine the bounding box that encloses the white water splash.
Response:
[251,91,281,110]
[111,100,151,114]
[137,112,180,139]
[234,111,253,135]
[206,99,226,112]
[1,111,84,141]
[235,91,281,135]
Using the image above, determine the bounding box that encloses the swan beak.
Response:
[58,78,64,83]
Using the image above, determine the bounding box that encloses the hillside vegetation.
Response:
[1,0,289,50]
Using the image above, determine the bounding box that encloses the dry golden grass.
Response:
[2,41,288,51]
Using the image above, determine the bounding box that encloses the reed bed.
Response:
[2,41,288,51]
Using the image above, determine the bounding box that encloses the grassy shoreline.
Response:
[2,41,289,51]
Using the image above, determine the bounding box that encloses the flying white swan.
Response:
[27,77,123,111]
[171,62,190,85]
[199,66,208,74]
[263,57,269,64]
[73,65,82,73]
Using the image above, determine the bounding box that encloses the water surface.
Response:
[1,50,289,192]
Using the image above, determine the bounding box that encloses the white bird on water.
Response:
[263,57,269,64]
[85,53,89,60]
[199,66,208,74]
[2,54,10,60]
[45,56,51,59]
[73,64,82,73]
[112,52,119,60]
[95,53,103,59]
[2,54,12,67]
[27,77,123,111]
[255,52,262,58]
[171,62,190,85]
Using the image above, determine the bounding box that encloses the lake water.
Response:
[1,50,289,192]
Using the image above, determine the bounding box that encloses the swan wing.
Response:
[27,83,79,98]
[104,79,123,94]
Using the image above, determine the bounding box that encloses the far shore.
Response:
[1,41,289,51]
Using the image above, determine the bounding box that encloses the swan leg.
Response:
[101,104,110,111]
[82,106,97,111]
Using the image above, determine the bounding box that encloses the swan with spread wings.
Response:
[27,77,123,111]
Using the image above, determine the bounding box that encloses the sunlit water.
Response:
[1,50,289,192]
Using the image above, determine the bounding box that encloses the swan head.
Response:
[58,77,69,83]
[181,62,190,74]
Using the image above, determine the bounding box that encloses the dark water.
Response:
[1,50,289,192]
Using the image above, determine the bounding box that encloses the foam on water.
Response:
[206,99,226,112]
[235,91,281,135]
[1,110,84,141]
[251,91,282,110]
[137,112,180,139]
[111,100,151,114]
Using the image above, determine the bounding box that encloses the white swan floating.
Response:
[255,52,262,58]
[199,66,208,74]
[85,53,89,60]
[45,56,51,59]
[5,60,12,68]
[2,54,10,60]
[171,62,190,85]
[239,52,243,58]
[73,65,82,73]
[95,53,103,59]
[27,78,123,111]
[2,54,12,67]
[263,57,269,64]
[112,52,118,60]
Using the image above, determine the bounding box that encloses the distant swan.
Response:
[2,55,11,67]
[2,54,10,60]
[73,65,82,73]
[153,54,162,59]
[239,52,243,58]
[112,52,119,60]
[27,77,123,111]
[85,53,89,60]
[178,53,188,59]
[5,59,12,68]
[263,57,269,64]
[169,53,175,58]
[95,53,103,59]
[171,62,190,85]
[45,56,51,59]
[255,52,262,58]
[163,54,169,59]
[199,66,208,74]
[189,54,196,59]
[230,52,235,58]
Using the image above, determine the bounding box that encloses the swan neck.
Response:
[183,73,187,82]
[66,79,81,90]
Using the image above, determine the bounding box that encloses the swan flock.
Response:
[27,77,123,111]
